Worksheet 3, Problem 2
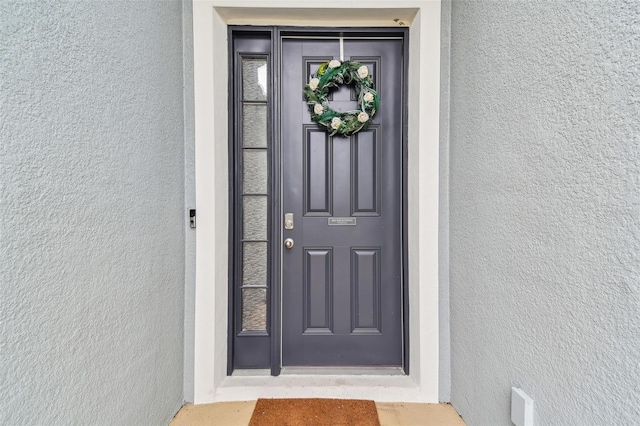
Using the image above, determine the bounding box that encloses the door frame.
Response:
[191,1,442,404]
[227,25,410,376]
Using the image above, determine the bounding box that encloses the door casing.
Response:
[191,2,442,404]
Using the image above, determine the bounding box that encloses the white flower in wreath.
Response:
[357,65,369,79]
[328,60,341,69]
[313,103,324,115]
[363,92,374,103]
[357,111,369,123]
[309,77,320,91]
[331,117,342,129]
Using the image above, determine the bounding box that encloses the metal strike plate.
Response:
[284,213,294,230]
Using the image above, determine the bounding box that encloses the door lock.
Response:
[284,238,294,249]
[284,213,294,230]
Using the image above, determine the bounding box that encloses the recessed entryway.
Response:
[191,1,442,403]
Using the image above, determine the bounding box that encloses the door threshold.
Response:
[231,369,271,377]
[214,374,424,403]
[281,367,405,376]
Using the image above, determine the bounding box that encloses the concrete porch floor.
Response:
[170,401,466,426]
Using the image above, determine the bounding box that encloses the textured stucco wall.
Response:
[449,1,640,425]
[1,1,185,424]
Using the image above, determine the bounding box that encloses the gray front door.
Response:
[281,36,405,367]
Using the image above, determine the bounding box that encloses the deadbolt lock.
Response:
[284,213,294,230]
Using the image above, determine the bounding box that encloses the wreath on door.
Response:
[303,60,380,136]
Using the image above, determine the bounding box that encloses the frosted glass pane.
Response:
[243,59,268,101]
[243,150,268,194]
[243,242,267,286]
[243,105,267,148]
[242,288,267,331]
[243,196,267,240]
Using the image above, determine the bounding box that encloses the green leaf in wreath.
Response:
[317,62,328,76]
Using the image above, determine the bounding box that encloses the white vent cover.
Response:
[511,387,534,426]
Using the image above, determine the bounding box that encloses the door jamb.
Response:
[227,27,410,376]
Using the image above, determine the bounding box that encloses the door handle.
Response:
[284,238,294,249]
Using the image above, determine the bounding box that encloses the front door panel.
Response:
[281,37,405,367]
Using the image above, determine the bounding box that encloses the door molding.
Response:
[191,1,442,404]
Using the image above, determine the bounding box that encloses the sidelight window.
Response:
[239,57,269,333]
[230,29,274,371]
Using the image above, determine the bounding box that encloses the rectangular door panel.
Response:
[351,248,381,334]
[352,127,380,216]
[304,127,333,216]
[303,248,333,334]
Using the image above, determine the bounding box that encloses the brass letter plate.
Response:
[328,217,357,226]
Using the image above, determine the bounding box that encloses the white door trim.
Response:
[191,0,441,403]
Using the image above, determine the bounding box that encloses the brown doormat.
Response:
[248,398,381,426]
